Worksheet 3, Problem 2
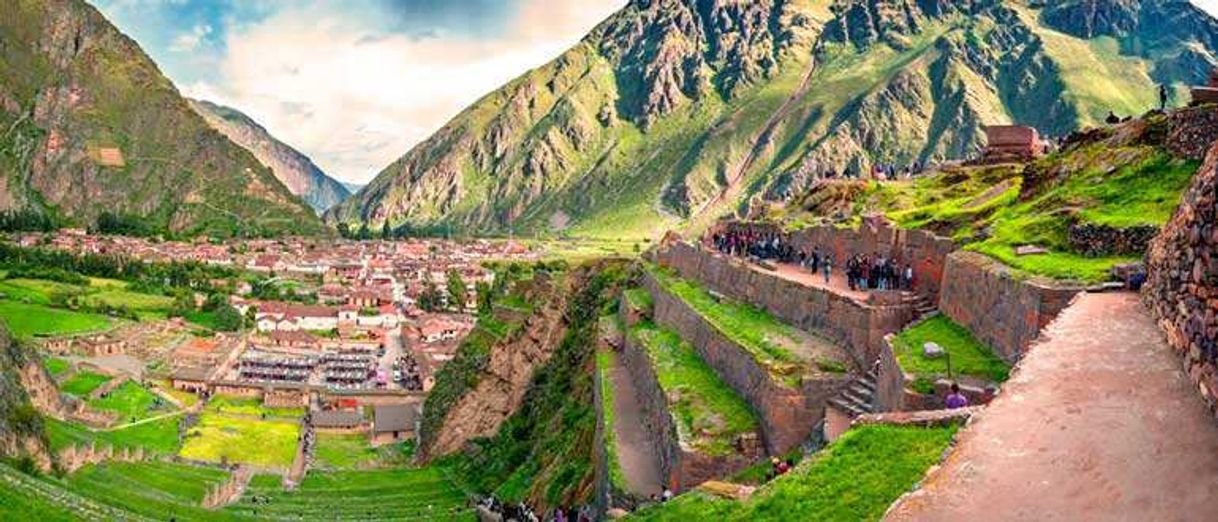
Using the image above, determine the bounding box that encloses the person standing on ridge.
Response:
[1160,84,1169,111]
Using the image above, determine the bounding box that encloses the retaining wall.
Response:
[655,242,913,366]
[1144,139,1218,420]
[642,271,851,454]
[938,251,1082,362]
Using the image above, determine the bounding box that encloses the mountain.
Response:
[326,0,1218,240]
[188,99,351,214]
[341,182,364,194]
[0,0,325,237]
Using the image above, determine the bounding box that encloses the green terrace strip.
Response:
[623,287,654,311]
[227,468,475,521]
[88,380,175,423]
[179,411,300,468]
[893,316,1010,392]
[43,356,69,377]
[631,322,759,456]
[597,346,628,490]
[0,462,141,521]
[648,266,823,387]
[46,416,182,455]
[55,461,229,519]
[205,395,306,418]
[58,371,113,396]
[629,425,958,521]
[311,434,408,470]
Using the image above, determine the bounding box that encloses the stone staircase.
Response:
[902,292,938,321]
[827,367,878,418]
[202,465,253,509]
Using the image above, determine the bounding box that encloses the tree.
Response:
[446,269,468,311]
[418,272,441,313]
[381,221,391,240]
[212,305,242,332]
[475,281,493,315]
[244,306,258,328]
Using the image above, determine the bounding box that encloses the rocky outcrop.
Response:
[0,327,53,472]
[1041,0,1141,38]
[1144,139,1218,420]
[0,0,323,237]
[189,100,350,213]
[1068,223,1159,257]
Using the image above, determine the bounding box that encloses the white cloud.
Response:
[187,0,624,185]
[1197,0,1218,17]
[169,23,212,52]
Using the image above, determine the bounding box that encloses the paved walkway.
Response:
[609,356,663,499]
[887,292,1218,521]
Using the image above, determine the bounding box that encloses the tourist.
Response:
[1105,111,1120,125]
[822,255,832,285]
[945,383,969,409]
[1160,84,1169,111]
[903,264,914,291]
[662,487,674,502]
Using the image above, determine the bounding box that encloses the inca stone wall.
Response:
[715,218,957,302]
[642,271,851,454]
[656,241,914,366]
[1165,106,1218,161]
[938,251,1083,362]
[1144,140,1218,419]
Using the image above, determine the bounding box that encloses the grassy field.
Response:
[46,416,182,455]
[56,461,230,519]
[0,462,138,521]
[0,301,111,338]
[313,434,379,470]
[205,395,305,418]
[623,287,654,312]
[892,316,1010,391]
[648,266,814,386]
[44,357,70,376]
[630,424,957,521]
[88,380,175,423]
[179,412,300,468]
[631,322,759,456]
[227,468,476,520]
[597,347,628,490]
[58,371,112,396]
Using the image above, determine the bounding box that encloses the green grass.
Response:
[179,412,300,468]
[205,395,305,418]
[630,425,957,521]
[226,468,475,520]
[313,434,380,470]
[0,462,151,521]
[44,357,70,377]
[183,310,222,330]
[56,461,230,519]
[648,266,813,386]
[623,287,654,312]
[58,371,112,396]
[892,316,1010,387]
[631,322,759,456]
[88,380,174,423]
[0,300,111,338]
[0,278,78,305]
[597,347,628,490]
[46,416,181,455]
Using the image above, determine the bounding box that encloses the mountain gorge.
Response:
[327,0,1218,240]
[189,99,350,214]
[0,0,325,237]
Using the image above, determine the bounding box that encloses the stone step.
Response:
[843,387,874,407]
[855,378,876,393]
[829,397,868,417]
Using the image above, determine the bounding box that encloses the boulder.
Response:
[923,342,945,359]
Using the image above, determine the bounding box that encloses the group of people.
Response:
[393,352,424,391]
[711,229,798,262]
[844,253,913,291]
[476,496,594,522]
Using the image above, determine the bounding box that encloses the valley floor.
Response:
[887,292,1218,520]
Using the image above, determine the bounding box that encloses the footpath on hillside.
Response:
[887,292,1218,520]
[608,356,663,499]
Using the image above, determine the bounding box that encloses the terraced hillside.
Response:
[328,0,1218,240]
[227,469,474,521]
[0,0,325,237]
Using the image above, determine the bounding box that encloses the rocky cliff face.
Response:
[188,100,350,214]
[0,0,324,237]
[328,0,1218,239]
[0,327,53,472]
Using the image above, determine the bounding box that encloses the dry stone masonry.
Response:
[1145,139,1218,419]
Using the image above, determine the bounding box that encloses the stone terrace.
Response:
[886,292,1218,520]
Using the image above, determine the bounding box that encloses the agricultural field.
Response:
[58,371,112,396]
[179,412,300,468]
[43,356,70,377]
[88,380,176,423]
[227,468,475,520]
[892,316,1010,392]
[205,395,305,418]
[46,416,182,455]
[631,425,958,521]
[0,301,111,339]
[55,461,230,520]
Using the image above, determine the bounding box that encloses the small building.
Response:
[77,334,125,357]
[42,337,74,354]
[371,404,418,445]
[313,410,367,433]
[1191,70,1218,105]
[979,125,1046,164]
[264,388,308,409]
[170,366,212,394]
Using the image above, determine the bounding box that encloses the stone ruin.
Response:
[1144,139,1218,421]
[976,125,1047,165]
[1190,69,1218,106]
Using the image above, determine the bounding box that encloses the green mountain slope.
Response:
[326,0,1218,240]
[0,0,325,237]
[189,99,351,214]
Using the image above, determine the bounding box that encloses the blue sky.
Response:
[92,0,1218,184]
[92,0,625,184]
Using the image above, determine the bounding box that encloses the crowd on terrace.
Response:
[710,229,915,291]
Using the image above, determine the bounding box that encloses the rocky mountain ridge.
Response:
[327,0,1218,240]
[188,99,350,214]
[0,0,324,237]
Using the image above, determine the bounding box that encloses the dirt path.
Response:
[609,357,663,499]
[887,292,1218,520]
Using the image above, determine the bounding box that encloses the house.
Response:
[255,302,339,332]
[371,404,418,445]
[249,254,286,272]
[268,330,320,350]
[77,334,125,357]
[314,410,367,433]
